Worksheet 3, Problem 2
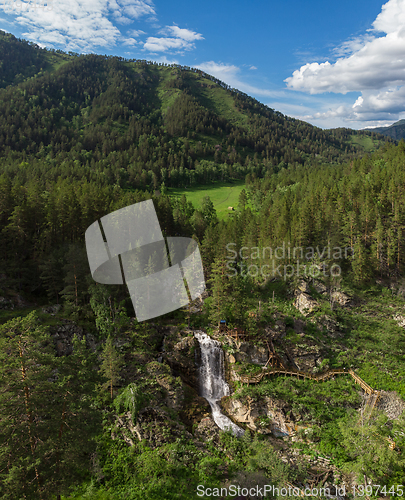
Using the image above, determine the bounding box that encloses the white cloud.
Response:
[196,61,286,98]
[120,0,155,20]
[144,36,191,52]
[249,65,257,70]
[127,28,146,36]
[0,0,156,51]
[163,25,203,41]
[143,24,203,53]
[285,0,405,124]
[122,37,138,46]
[373,0,405,33]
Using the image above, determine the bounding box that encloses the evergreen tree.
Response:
[0,312,101,500]
[100,334,124,400]
[208,256,232,325]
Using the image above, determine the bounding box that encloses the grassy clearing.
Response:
[168,180,247,219]
[349,133,384,152]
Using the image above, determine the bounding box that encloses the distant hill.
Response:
[364,119,405,140]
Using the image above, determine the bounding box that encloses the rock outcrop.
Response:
[112,407,193,448]
[393,313,405,328]
[50,321,87,356]
[330,291,352,307]
[164,333,200,389]
[221,395,301,437]
[376,390,405,419]
[316,315,345,339]
[293,292,319,316]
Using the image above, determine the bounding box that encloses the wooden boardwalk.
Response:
[238,367,347,385]
[222,330,392,443]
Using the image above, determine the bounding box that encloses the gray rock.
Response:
[393,313,405,328]
[0,296,14,310]
[293,292,318,316]
[233,341,268,365]
[296,280,310,294]
[317,315,345,338]
[42,304,61,315]
[195,416,220,441]
[330,291,352,307]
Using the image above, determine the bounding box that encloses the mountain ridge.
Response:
[364,119,405,140]
[0,29,390,192]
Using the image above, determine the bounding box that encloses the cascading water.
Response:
[195,331,244,437]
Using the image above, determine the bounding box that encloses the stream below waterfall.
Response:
[195,331,244,437]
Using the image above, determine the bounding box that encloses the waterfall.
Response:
[195,331,244,437]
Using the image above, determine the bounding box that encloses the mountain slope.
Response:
[0,31,390,190]
[0,30,71,88]
[365,119,405,140]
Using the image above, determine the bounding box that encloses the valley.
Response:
[0,30,404,500]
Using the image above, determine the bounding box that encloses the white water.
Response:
[195,331,244,437]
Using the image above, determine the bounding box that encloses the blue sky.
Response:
[1,0,405,129]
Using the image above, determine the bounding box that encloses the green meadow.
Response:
[168,180,246,219]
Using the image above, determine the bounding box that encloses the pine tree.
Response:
[0,312,101,500]
[100,334,124,399]
[208,256,232,326]
[39,246,66,303]
[60,243,90,310]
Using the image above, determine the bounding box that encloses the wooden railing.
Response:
[220,331,395,448]
[238,367,347,385]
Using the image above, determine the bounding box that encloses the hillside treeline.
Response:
[0,33,387,191]
[1,141,405,316]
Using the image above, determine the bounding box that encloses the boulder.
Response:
[393,313,405,328]
[231,341,268,365]
[293,292,318,316]
[0,296,14,310]
[296,280,310,294]
[195,416,220,442]
[42,304,61,315]
[288,342,322,371]
[330,291,351,307]
[221,396,260,431]
[221,395,299,437]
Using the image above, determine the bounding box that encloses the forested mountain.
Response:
[1,31,405,500]
[0,30,388,192]
[365,119,405,140]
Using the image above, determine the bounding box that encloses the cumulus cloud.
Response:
[196,61,285,98]
[285,0,405,123]
[0,0,156,51]
[164,25,203,42]
[127,28,146,36]
[143,24,203,53]
[122,37,138,46]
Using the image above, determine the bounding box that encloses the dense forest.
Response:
[0,30,388,192]
[1,31,405,500]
